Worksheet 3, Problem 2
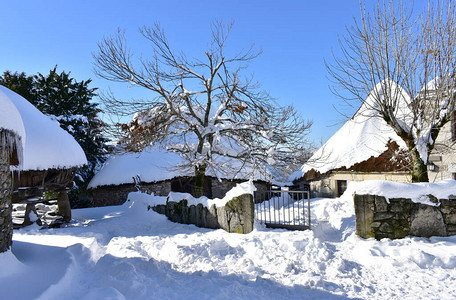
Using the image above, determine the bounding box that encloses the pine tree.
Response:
[0,68,110,207]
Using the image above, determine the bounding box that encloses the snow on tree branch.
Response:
[94,22,313,194]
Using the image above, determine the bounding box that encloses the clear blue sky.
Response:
[1,0,368,145]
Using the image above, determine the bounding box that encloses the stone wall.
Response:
[92,181,172,207]
[0,144,13,252]
[91,177,269,207]
[354,194,456,239]
[153,193,254,234]
[211,179,269,199]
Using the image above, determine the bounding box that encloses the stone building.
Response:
[88,149,273,206]
[291,82,455,198]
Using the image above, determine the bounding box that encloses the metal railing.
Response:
[254,190,311,230]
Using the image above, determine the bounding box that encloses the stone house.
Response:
[88,149,273,206]
[291,82,455,198]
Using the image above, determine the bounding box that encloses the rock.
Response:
[440,199,456,207]
[152,204,166,215]
[410,204,446,237]
[428,194,439,204]
[216,194,254,234]
[188,205,197,225]
[379,222,392,233]
[195,203,205,227]
[206,204,219,229]
[374,196,388,212]
[166,201,182,223]
[390,203,404,213]
[370,221,381,228]
[445,214,456,225]
[373,212,394,221]
[354,194,375,238]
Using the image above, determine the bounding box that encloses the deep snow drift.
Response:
[1,181,456,299]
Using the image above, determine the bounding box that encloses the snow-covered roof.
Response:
[0,85,87,171]
[290,81,408,181]
[88,148,275,188]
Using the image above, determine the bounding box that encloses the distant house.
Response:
[291,82,412,198]
[291,82,456,198]
[0,86,87,224]
[88,149,275,206]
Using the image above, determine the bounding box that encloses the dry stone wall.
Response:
[354,194,456,239]
[153,193,255,234]
[92,181,172,207]
[91,178,269,208]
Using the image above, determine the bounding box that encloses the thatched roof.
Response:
[88,148,276,189]
[291,81,410,182]
[0,86,87,171]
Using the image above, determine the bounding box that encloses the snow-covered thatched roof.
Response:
[0,85,87,171]
[290,81,409,181]
[88,148,276,189]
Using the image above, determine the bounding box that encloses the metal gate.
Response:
[254,190,311,230]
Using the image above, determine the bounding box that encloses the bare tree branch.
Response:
[93,23,313,194]
[327,0,456,182]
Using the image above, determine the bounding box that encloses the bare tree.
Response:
[327,0,456,182]
[94,23,312,196]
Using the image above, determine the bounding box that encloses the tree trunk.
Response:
[411,150,429,183]
[193,165,206,198]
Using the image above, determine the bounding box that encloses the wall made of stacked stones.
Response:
[153,193,254,234]
[91,181,172,207]
[354,194,456,239]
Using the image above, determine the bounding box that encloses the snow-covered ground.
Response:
[2,189,456,299]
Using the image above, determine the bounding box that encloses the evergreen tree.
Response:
[0,68,110,207]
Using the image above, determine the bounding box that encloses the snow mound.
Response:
[0,85,87,170]
[291,81,408,180]
[341,179,456,206]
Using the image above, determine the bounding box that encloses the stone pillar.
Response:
[354,194,375,239]
[0,146,13,253]
[217,194,254,234]
[57,191,72,223]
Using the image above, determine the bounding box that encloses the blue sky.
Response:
[1,0,367,145]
